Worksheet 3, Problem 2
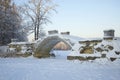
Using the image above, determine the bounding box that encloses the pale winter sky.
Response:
[15,0,120,38]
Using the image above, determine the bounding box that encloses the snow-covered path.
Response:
[0,57,120,80]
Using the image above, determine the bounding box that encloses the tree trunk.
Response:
[34,26,37,40]
[36,25,39,40]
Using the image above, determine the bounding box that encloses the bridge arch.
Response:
[33,36,72,58]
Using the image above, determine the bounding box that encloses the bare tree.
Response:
[21,0,57,40]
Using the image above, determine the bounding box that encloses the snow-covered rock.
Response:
[21,46,32,54]
[68,51,101,57]
[9,48,16,53]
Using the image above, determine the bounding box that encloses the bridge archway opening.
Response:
[34,36,72,58]
[52,41,71,50]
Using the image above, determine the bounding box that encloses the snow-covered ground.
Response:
[0,35,120,80]
[0,57,120,80]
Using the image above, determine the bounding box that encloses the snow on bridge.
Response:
[34,34,84,58]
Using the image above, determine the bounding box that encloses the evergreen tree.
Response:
[0,0,27,45]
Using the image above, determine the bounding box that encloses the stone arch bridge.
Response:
[33,35,73,58]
